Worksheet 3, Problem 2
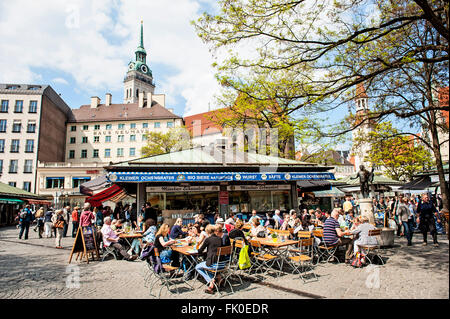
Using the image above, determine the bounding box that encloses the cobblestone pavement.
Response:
[0,225,448,299]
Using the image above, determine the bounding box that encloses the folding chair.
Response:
[313,229,339,264]
[147,248,191,298]
[288,238,318,282]
[249,239,282,277]
[289,231,311,255]
[359,229,385,265]
[204,246,235,295]
[101,243,118,261]
[228,238,246,284]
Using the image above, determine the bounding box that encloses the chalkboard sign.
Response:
[68,225,99,264]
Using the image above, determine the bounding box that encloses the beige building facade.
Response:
[0,84,72,193]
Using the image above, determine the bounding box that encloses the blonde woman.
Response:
[154,224,180,266]
[34,208,45,238]
[53,210,65,249]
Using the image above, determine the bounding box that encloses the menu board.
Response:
[68,225,99,264]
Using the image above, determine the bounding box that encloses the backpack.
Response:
[19,210,28,220]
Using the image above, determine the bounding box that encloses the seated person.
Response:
[302,214,314,231]
[142,218,158,244]
[101,217,137,261]
[264,212,276,228]
[248,210,259,224]
[111,219,124,231]
[250,217,266,237]
[228,219,247,242]
[154,223,180,267]
[322,209,353,262]
[195,224,229,295]
[348,216,378,256]
[216,224,230,246]
[224,213,236,226]
[169,218,188,240]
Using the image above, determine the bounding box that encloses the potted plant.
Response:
[271,232,278,242]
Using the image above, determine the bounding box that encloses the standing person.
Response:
[44,208,54,238]
[343,196,353,214]
[397,195,413,246]
[71,206,80,237]
[34,207,45,238]
[130,203,138,229]
[62,206,71,238]
[18,205,34,240]
[95,207,104,229]
[79,203,95,228]
[122,204,130,222]
[416,193,440,247]
[114,202,123,220]
[53,209,65,249]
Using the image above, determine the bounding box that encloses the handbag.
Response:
[54,220,64,229]
[238,245,251,270]
[350,252,364,268]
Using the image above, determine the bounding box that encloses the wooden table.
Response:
[250,237,300,274]
[119,232,143,248]
[171,242,202,281]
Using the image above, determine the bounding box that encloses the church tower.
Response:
[351,82,373,170]
[123,21,155,104]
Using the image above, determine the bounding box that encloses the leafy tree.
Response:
[141,127,192,157]
[353,121,434,181]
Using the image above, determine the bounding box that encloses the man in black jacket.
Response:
[195,225,228,294]
[417,194,439,247]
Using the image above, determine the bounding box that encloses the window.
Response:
[70,137,76,144]
[0,160,2,172]
[94,124,100,130]
[130,135,136,142]
[118,123,125,129]
[105,136,111,142]
[94,136,99,143]
[9,182,16,187]
[93,149,99,158]
[104,148,111,158]
[106,124,112,130]
[72,177,91,188]
[154,122,161,128]
[25,140,34,153]
[118,135,124,142]
[14,100,23,113]
[142,134,147,141]
[129,148,136,156]
[167,121,174,128]
[23,182,31,192]
[24,160,33,173]
[117,148,124,157]
[1,100,8,113]
[9,160,18,173]
[27,121,36,133]
[12,121,21,133]
[46,177,64,189]
[70,125,76,131]
[29,101,37,113]
[69,150,75,159]
[0,139,4,152]
[82,137,88,143]
[130,123,136,129]
[83,125,89,130]
[10,139,19,153]
[142,123,148,128]
[81,149,87,158]
[0,120,6,132]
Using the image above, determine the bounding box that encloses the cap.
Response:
[193,214,199,218]
[216,218,224,224]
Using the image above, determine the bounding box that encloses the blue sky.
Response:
[0,0,221,117]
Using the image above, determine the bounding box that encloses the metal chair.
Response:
[312,229,339,264]
[101,243,118,261]
[359,228,385,265]
[204,246,235,295]
[249,239,282,277]
[287,238,318,282]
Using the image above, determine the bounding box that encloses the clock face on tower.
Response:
[128,62,135,70]
[140,64,148,73]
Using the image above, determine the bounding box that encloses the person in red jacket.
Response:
[71,206,80,237]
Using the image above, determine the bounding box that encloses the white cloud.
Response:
[0,0,223,116]
[52,77,69,85]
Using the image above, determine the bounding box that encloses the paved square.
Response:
[0,225,448,299]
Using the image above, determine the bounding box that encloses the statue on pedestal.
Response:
[351,165,375,199]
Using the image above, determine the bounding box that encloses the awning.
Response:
[0,198,24,204]
[313,187,345,197]
[399,176,432,190]
[107,171,335,183]
[23,199,52,205]
[297,180,332,192]
[85,184,126,207]
[80,175,110,196]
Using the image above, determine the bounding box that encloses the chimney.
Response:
[147,92,153,107]
[105,93,112,106]
[90,96,100,108]
[153,94,165,107]
[138,92,144,108]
